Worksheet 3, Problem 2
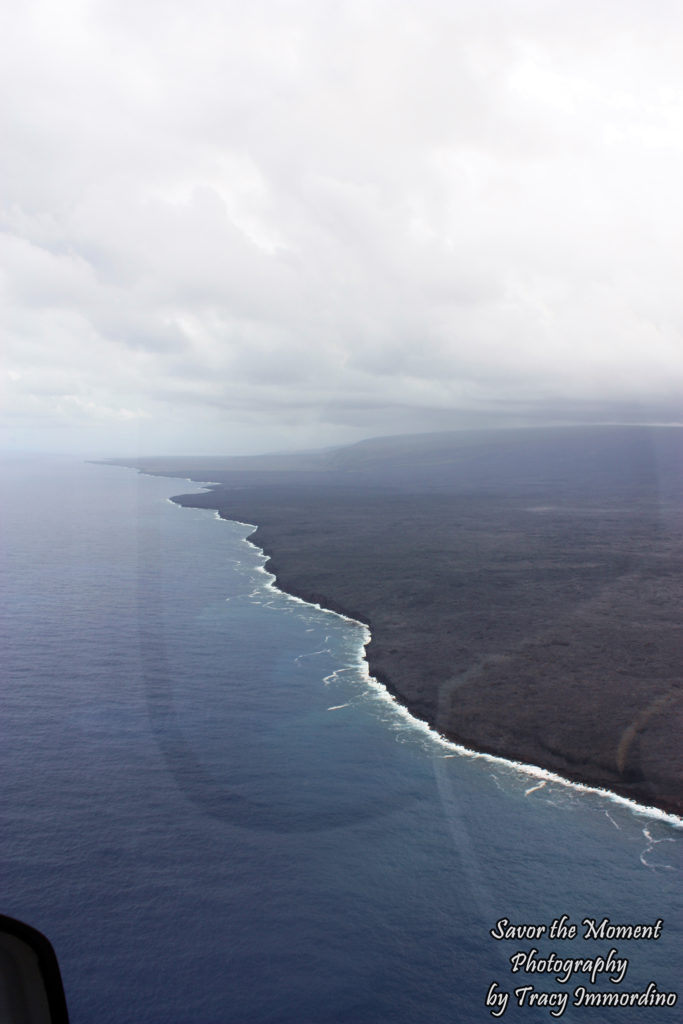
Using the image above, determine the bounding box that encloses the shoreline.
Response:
[175,492,682,827]
[105,425,683,821]
[226,547,683,821]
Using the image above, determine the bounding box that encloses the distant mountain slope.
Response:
[106,424,683,497]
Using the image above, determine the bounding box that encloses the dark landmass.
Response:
[104,426,683,817]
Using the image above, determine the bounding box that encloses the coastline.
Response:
[103,425,683,821]
[214,502,683,827]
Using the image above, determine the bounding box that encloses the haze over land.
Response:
[2,1,683,456]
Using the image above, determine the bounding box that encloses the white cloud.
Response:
[2,0,682,454]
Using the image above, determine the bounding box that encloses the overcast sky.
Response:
[2,0,683,455]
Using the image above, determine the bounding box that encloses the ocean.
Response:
[1,456,681,1023]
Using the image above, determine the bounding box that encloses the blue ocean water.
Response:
[1,456,681,1024]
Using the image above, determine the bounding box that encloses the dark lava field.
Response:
[112,426,683,816]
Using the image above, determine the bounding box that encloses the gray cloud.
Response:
[2,0,682,455]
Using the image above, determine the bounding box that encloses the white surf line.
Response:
[295,649,331,663]
[352,638,683,828]
[168,494,683,833]
[165,481,221,504]
[643,827,675,847]
[323,666,360,686]
[525,780,547,797]
[639,828,676,870]
[348,619,683,829]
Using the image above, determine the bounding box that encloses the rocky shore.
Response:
[108,426,683,817]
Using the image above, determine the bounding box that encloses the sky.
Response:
[2,0,683,455]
